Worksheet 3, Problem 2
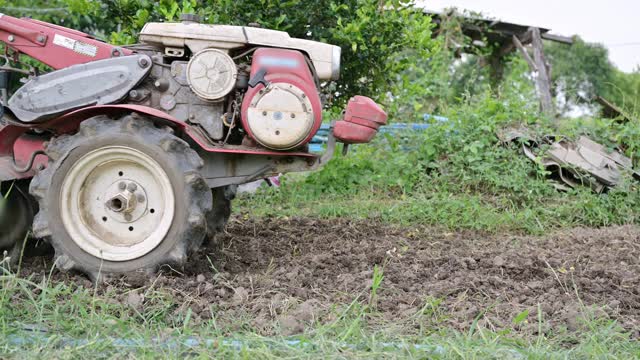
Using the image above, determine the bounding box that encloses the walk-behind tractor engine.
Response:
[0,14,387,280]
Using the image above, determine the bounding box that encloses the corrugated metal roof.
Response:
[424,9,571,45]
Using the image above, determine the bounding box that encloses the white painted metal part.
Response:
[59,146,175,262]
[139,22,341,80]
[246,83,315,150]
[187,48,237,101]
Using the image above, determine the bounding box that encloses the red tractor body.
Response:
[0,13,387,279]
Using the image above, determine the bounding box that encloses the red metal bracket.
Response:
[0,13,131,69]
[0,19,46,46]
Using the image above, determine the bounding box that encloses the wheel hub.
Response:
[103,180,147,223]
[59,146,175,262]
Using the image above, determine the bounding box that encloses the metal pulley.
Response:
[186,49,237,101]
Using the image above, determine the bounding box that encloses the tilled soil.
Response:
[18,217,640,336]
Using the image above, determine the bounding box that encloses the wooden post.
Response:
[512,35,536,70]
[488,50,505,92]
[512,28,556,121]
[530,27,554,118]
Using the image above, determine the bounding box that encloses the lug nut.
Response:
[118,182,126,190]
[137,194,145,203]
[124,213,132,221]
[127,183,137,192]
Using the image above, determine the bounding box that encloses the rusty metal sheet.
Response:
[499,127,638,192]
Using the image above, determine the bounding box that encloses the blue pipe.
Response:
[6,331,445,354]
[309,115,449,153]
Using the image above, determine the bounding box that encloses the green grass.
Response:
[1,262,639,359]
[239,174,640,235]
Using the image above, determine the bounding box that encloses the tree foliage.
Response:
[0,0,96,34]
[546,38,640,117]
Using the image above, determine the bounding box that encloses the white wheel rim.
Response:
[59,146,175,262]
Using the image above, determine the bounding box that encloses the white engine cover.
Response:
[245,83,315,150]
[139,22,341,81]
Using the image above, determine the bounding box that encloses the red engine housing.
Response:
[241,48,322,149]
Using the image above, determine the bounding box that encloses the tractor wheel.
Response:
[206,185,237,240]
[0,180,36,262]
[29,115,212,280]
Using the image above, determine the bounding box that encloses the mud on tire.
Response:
[29,114,212,280]
[207,185,236,240]
[0,180,37,263]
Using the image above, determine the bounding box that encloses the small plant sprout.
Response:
[368,265,385,310]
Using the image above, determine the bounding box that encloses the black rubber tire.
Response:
[29,114,212,280]
[0,180,35,261]
[206,185,237,240]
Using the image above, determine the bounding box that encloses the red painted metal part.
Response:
[334,96,388,144]
[0,13,131,70]
[333,121,378,144]
[0,133,47,181]
[0,104,317,181]
[0,105,190,164]
[0,107,150,179]
[184,127,315,158]
[46,104,186,133]
[343,96,388,129]
[50,105,315,157]
[13,134,47,169]
[241,48,323,147]
[0,124,26,155]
